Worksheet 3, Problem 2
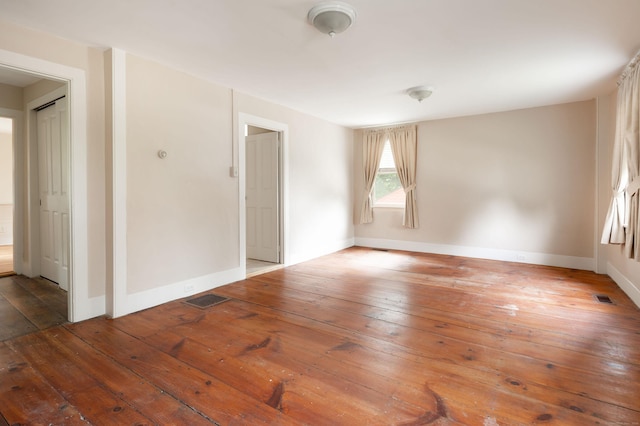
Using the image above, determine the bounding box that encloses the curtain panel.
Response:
[602,50,640,259]
[358,129,386,224]
[389,125,419,228]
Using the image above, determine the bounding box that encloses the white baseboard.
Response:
[288,237,355,266]
[606,262,640,308]
[74,295,107,321]
[122,267,244,317]
[354,237,595,271]
[87,236,356,318]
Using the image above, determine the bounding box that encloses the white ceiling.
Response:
[0,67,42,88]
[1,0,639,128]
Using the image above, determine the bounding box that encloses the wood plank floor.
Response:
[1,247,639,425]
[0,275,68,341]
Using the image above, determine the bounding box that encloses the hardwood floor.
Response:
[0,274,67,341]
[1,247,639,425]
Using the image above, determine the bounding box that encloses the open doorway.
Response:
[0,66,71,336]
[0,67,69,340]
[0,49,92,323]
[245,125,284,277]
[0,116,14,277]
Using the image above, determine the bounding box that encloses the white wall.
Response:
[125,54,237,293]
[0,83,22,110]
[0,131,12,245]
[0,86,21,247]
[0,131,12,204]
[355,101,596,270]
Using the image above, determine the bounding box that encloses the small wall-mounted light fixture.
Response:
[407,86,434,102]
[157,150,168,159]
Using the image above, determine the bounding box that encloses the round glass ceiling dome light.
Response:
[407,86,434,102]
[308,2,357,37]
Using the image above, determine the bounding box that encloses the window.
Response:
[373,140,403,207]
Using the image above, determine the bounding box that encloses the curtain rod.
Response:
[359,121,418,132]
[362,123,417,135]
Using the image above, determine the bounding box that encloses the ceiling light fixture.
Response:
[308,2,357,37]
[407,86,434,102]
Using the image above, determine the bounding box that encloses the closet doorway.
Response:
[245,125,283,277]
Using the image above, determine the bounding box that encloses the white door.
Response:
[37,97,69,290]
[246,131,279,263]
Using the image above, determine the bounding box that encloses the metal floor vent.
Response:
[185,294,229,309]
[594,294,614,305]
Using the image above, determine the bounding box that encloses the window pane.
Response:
[374,171,403,204]
[379,141,395,169]
[374,140,403,206]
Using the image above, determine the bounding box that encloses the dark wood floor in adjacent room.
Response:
[0,274,67,341]
[1,247,639,425]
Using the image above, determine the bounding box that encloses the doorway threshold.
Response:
[247,259,283,278]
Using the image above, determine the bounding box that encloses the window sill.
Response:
[374,204,404,209]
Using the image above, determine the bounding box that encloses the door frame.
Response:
[238,113,289,276]
[0,107,23,274]
[0,49,89,322]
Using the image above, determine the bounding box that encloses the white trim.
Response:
[81,295,108,320]
[0,108,23,274]
[355,237,595,271]
[606,262,640,308]
[122,267,243,315]
[109,48,128,318]
[237,113,290,274]
[0,49,91,322]
[594,96,601,273]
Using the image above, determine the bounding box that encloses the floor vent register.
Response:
[185,293,230,309]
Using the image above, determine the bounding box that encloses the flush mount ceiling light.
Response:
[407,86,434,102]
[308,2,357,37]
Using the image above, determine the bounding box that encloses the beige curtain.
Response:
[389,125,419,228]
[359,129,386,224]
[602,50,640,259]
